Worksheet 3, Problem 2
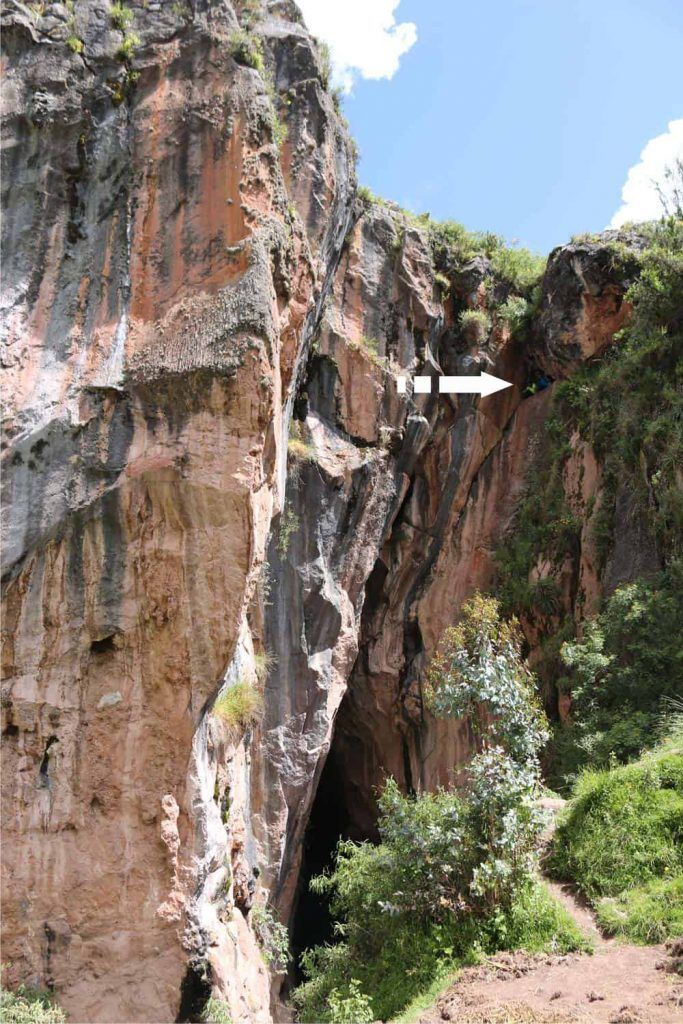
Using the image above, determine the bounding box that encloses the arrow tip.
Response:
[480,371,513,396]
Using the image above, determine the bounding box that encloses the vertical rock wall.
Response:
[1,2,354,1020]
[1,3,649,1021]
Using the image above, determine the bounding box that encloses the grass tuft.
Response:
[212,679,262,732]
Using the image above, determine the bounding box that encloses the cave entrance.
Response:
[291,723,378,974]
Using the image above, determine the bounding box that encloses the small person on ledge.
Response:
[523,374,551,397]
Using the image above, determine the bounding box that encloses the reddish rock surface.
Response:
[1,3,652,1022]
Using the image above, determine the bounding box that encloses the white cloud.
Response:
[609,119,683,228]
[296,0,417,93]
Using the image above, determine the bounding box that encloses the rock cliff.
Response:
[0,2,658,1022]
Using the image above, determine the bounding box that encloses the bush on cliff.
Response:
[427,219,546,293]
[294,597,586,1021]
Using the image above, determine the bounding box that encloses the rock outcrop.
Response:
[1,3,652,1022]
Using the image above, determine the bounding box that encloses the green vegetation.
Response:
[228,29,264,71]
[490,245,547,292]
[116,30,140,62]
[495,219,682,614]
[493,410,579,624]
[553,219,683,558]
[201,996,232,1024]
[288,421,316,462]
[434,271,450,298]
[326,980,374,1023]
[270,111,288,148]
[251,903,290,970]
[357,185,376,209]
[497,294,530,332]
[294,597,587,1022]
[551,563,683,778]
[277,500,300,556]
[549,739,683,943]
[66,34,84,53]
[428,220,545,294]
[253,650,275,684]
[459,308,492,337]
[110,3,133,30]
[0,986,66,1024]
[347,334,386,367]
[595,876,683,944]
[317,39,333,89]
[294,867,587,1022]
[212,679,263,731]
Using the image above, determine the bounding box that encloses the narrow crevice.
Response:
[176,962,212,1024]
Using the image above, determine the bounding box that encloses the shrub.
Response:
[317,39,333,89]
[201,997,232,1024]
[277,500,300,555]
[357,185,375,209]
[270,112,287,148]
[212,679,262,731]
[116,31,140,62]
[293,873,586,1022]
[490,246,546,292]
[347,334,386,367]
[555,563,683,776]
[0,986,66,1024]
[427,220,545,294]
[434,271,450,298]
[497,294,529,332]
[110,3,133,29]
[251,903,290,970]
[458,308,491,336]
[327,980,373,1024]
[429,220,502,268]
[228,29,264,71]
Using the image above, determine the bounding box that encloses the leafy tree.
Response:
[426,593,549,765]
[554,563,683,776]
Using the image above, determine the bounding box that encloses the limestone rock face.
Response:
[1,3,649,1022]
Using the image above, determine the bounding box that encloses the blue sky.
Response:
[299,0,683,253]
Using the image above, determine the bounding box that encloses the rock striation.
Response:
[0,2,653,1022]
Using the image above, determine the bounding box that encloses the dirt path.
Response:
[415,878,682,1024]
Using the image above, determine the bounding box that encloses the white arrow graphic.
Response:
[397,372,512,396]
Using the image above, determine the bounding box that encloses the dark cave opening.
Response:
[175,962,212,1024]
[291,738,371,976]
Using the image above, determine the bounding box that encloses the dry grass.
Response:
[288,421,316,461]
[212,679,262,732]
[452,1004,576,1023]
[254,651,276,684]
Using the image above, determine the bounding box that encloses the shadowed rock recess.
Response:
[0,2,662,1022]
